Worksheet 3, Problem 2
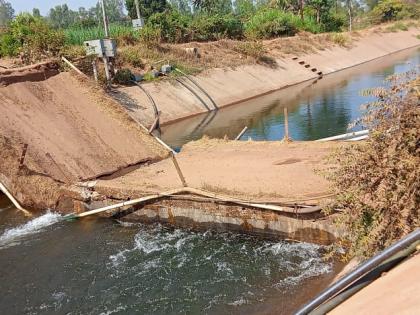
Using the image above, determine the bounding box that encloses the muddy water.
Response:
[160,48,420,149]
[0,194,342,314]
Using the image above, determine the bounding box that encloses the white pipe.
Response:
[316,129,369,142]
[0,182,32,216]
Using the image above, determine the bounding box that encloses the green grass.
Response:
[64,23,138,45]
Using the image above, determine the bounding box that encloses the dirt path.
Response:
[96,139,345,204]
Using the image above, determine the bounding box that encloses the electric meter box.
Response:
[84,39,117,58]
[132,18,144,30]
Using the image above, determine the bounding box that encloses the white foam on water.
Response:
[0,211,62,249]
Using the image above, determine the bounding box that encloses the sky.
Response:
[9,1,99,15]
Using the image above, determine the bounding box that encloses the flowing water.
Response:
[1,49,419,314]
[0,195,339,315]
[160,48,420,150]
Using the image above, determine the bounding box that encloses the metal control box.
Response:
[132,18,145,30]
[84,39,117,58]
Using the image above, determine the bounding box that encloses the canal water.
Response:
[160,48,420,150]
[0,195,339,315]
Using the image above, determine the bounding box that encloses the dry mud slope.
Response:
[0,68,168,209]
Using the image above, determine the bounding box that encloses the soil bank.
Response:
[114,28,420,127]
[0,71,168,210]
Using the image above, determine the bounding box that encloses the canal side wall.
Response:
[106,199,341,245]
[115,28,420,127]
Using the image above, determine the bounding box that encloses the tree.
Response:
[306,0,334,23]
[193,0,233,14]
[0,0,14,27]
[48,4,77,28]
[95,0,126,23]
[235,0,255,17]
[32,8,41,18]
[126,0,168,20]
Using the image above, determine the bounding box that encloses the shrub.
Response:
[234,41,265,58]
[370,0,404,22]
[327,70,419,259]
[138,25,162,47]
[189,14,244,41]
[321,12,346,32]
[2,13,65,63]
[146,10,191,43]
[119,47,145,68]
[245,9,300,39]
[113,68,134,84]
[244,9,321,39]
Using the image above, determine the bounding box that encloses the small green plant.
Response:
[64,24,136,46]
[385,21,408,32]
[113,68,134,84]
[234,41,265,58]
[329,33,351,46]
[119,47,145,68]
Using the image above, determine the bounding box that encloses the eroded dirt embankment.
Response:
[115,28,419,127]
[0,70,169,210]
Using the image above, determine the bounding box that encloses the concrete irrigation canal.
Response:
[0,26,419,314]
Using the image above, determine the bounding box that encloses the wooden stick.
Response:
[67,186,324,219]
[284,107,289,140]
[61,56,86,77]
[18,143,28,170]
[235,126,248,140]
[0,182,32,216]
[171,152,187,187]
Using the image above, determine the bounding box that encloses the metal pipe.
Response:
[295,228,420,315]
[316,130,369,142]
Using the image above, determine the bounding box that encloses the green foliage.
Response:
[369,0,419,23]
[113,68,134,84]
[147,10,191,43]
[0,13,65,62]
[138,25,162,47]
[64,24,136,46]
[0,0,14,27]
[385,21,408,32]
[327,70,420,259]
[126,0,168,20]
[119,46,146,68]
[235,0,256,18]
[328,32,351,46]
[193,0,234,15]
[234,41,265,58]
[245,9,317,39]
[189,14,243,41]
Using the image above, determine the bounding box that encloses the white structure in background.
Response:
[132,0,144,30]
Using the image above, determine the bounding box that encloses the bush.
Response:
[321,12,346,32]
[189,14,244,41]
[146,10,191,43]
[327,70,419,259]
[119,47,145,68]
[370,0,403,22]
[244,9,320,39]
[138,25,162,47]
[245,9,299,39]
[1,13,65,63]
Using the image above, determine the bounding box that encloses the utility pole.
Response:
[100,0,110,38]
[100,0,111,84]
[134,0,141,19]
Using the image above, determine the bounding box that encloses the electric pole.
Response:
[100,0,110,38]
[134,0,141,19]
